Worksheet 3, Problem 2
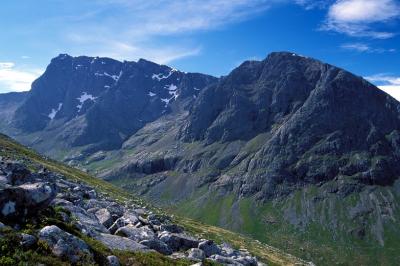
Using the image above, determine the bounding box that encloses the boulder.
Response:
[39,225,93,263]
[198,240,220,257]
[140,239,173,255]
[115,225,155,242]
[160,224,184,233]
[187,248,205,261]
[20,233,36,248]
[0,182,57,223]
[106,255,120,266]
[159,232,199,252]
[209,255,243,265]
[94,233,148,252]
[3,161,33,185]
[108,217,130,234]
[95,208,114,228]
[63,205,108,235]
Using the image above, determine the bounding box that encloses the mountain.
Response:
[0,133,307,265]
[8,54,216,152]
[1,52,400,265]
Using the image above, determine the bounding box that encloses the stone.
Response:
[160,224,184,233]
[115,225,155,242]
[39,225,93,263]
[95,208,114,228]
[198,240,220,257]
[106,255,120,266]
[187,248,205,261]
[140,239,173,255]
[94,233,148,252]
[159,232,199,252]
[20,233,36,248]
[108,217,130,234]
[0,182,57,223]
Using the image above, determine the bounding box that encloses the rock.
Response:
[198,240,220,257]
[106,255,120,266]
[20,233,36,248]
[63,205,109,235]
[115,225,155,242]
[159,232,199,252]
[235,255,258,266]
[187,248,205,261]
[95,208,114,228]
[106,202,125,218]
[0,182,57,223]
[140,239,173,255]
[220,242,238,257]
[39,225,93,263]
[94,233,148,252]
[108,217,130,234]
[160,224,184,233]
[122,210,140,224]
[3,162,32,185]
[209,254,242,265]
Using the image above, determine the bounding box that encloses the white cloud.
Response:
[0,62,43,93]
[61,0,273,64]
[365,74,400,101]
[341,43,396,53]
[322,0,400,38]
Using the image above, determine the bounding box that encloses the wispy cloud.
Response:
[322,0,400,38]
[341,42,396,53]
[365,73,400,101]
[0,62,43,93]
[60,0,274,64]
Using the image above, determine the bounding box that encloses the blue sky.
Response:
[0,0,399,100]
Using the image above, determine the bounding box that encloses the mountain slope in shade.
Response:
[12,54,216,151]
[1,52,400,265]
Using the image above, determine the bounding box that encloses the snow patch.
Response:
[161,98,171,107]
[148,92,156,97]
[104,70,122,82]
[48,103,63,120]
[152,68,177,81]
[76,92,97,112]
[166,84,179,100]
[193,87,200,91]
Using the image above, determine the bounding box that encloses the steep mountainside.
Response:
[10,54,216,152]
[1,52,400,265]
[0,133,307,265]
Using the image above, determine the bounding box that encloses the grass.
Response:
[0,133,309,266]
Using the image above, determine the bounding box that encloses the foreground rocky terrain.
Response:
[1,52,400,265]
[0,133,310,265]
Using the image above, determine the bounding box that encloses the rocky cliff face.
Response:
[12,54,216,151]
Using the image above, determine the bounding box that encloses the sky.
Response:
[0,0,399,100]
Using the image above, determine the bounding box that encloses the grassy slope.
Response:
[0,134,309,266]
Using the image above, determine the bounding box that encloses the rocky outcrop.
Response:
[0,156,263,265]
[39,225,93,263]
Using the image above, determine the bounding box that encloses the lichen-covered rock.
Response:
[198,240,220,257]
[0,182,56,223]
[140,239,173,255]
[94,233,148,252]
[95,208,114,228]
[20,233,36,248]
[187,248,205,261]
[159,232,199,252]
[115,225,155,242]
[39,225,93,263]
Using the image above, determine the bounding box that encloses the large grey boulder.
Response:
[94,233,148,252]
[115,225,155,242]
[0,182,56,223]
[198,240,220,257]
[187,248,205,261]
[159,232,199,252]
[106,255,120,266]
[39,225,93,263]
[140,239,173,255]
[63,205,109,235]
[95,208,114,228]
